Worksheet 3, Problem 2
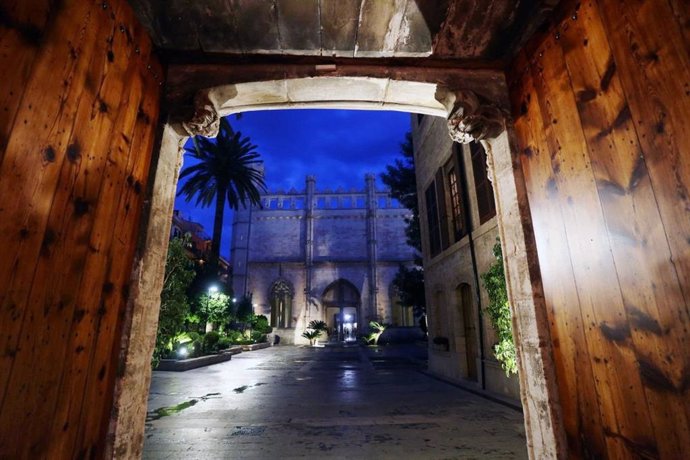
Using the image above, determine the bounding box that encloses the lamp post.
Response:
[205,285,218,332]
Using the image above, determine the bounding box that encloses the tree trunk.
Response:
[210,187,226,272]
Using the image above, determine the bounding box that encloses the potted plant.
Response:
[301,329,322,346]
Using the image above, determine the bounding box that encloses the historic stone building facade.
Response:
[231,174,417,344]
[413,114,520,402]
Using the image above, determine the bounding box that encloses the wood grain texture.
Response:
[128,0,554,59]
[508,0,690,457]
[0,0,162,457]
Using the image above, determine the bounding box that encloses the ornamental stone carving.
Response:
[182,90,220,138]
[435,87,506,144]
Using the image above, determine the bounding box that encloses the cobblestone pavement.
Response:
[144,345,527,459]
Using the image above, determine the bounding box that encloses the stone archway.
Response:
[112,78,563,459]
[321,279,361,342]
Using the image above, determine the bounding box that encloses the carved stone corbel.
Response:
[182,89,220,138]
[435,87,507,144]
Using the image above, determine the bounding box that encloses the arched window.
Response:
[269,280,294,328]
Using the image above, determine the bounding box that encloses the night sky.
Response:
[174,109,412,260]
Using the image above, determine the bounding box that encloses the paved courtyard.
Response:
[144,345,527,459]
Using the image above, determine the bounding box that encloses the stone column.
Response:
[365,174,378,321]
[110,91,223,458]
[109,124,186,459]
[439,88,567,460]
[304,176,316,325]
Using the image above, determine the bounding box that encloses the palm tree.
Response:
[178,117,266,270]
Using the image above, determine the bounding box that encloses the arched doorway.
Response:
[117,85,557,459]
[321,280,361,342]
[269,279,294,329]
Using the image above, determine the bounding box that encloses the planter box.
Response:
[155,347,242,372]
[241,342,270,351]
[218,345,243,355]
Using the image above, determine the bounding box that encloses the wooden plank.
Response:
[75,38,161,456]
[594,0,690,452]
[509,49,606,458]
[320,0,360,57]
[277,0,320,54]
[0,0,162,456]
[43,8,150,458]
[596,0,690,303]
[0,0,51,165]
[0,3,125,455]
[432,0,512,58]
[532,26,656,458]
[560,1,690,456]
[666,0,690,50]
[0,1,100,439]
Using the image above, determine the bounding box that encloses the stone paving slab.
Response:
[144,345,527,459]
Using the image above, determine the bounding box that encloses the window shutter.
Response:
[435,168,450,250]
[425,183,441,257]
[470,142,496,224]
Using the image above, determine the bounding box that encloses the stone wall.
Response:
[232,175,417,344]
[413,114,521,402]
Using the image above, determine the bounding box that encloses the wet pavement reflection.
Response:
[144,344,527,459]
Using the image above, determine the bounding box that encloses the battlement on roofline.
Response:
[253,174,405,211]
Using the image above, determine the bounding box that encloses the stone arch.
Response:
[116,76,562,459]
[209,77,449,118]
[321,279,361,341]
[269,279,294,328]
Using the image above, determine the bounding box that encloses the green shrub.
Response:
[250,331,266,343]
[250,315,273,333]
[153,236,195,367]
[226,330,244,343]
[202,331,221,353]
[217,336,232,350]
[190,339,203,357]
[481,239,518,376]
[187,331,202,343]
